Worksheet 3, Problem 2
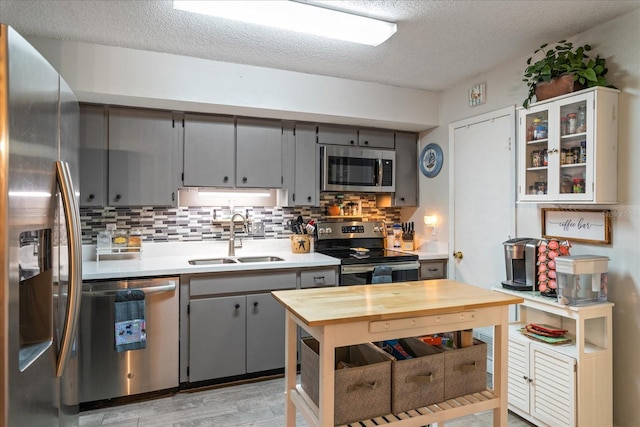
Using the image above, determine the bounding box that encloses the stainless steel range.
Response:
[315,220,419,285]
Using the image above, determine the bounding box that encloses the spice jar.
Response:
[560,175,573,193]
[128,229,142,251]
[560,116,569,136]
[576,105,586,133]
[542,148,548,166]
[568,113,577,134]
[531,150,541,167]
[532,118,542,139]
[571,146,581,164]
[112,229,128,247]
[565,150,574,164]
[560,148,567,165]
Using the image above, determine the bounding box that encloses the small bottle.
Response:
[532,118,542,139]
[576,105,586,133]
[568,113,577,134]
[560,116,569,136]
[527,122,535,141]
[531,150,541,167]
[542,148,548,166]
[579,140,587,163]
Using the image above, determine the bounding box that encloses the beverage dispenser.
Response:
[555,255,609,305]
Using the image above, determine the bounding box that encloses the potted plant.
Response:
[522,40,609,108]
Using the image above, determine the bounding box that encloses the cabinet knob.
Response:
[114,194,121,202]
[307,196,312,202]
[223,176,229,183]
[242,177,248,183]
[234,303,240,309]
[400,197,405,201]
[253,301,259,307]
[350,140,355,145]
[363,140,369,145]
[88,194,95,201]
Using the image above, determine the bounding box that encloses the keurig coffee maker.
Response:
[502,237,539,291]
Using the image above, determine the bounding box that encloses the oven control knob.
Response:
[325,227,332,234]
[373,226,381,233]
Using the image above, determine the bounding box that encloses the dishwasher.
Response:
[78,276,179,403]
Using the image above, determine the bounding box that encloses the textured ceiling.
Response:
[1,0,639,91]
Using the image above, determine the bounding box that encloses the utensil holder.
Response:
[290,235,311,253]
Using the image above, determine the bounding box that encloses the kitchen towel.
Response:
[371,266,392,284]
[114,289,146,352]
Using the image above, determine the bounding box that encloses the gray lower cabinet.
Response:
[185,270,296,383]
[394,132,418,206]
[419,259,447,279]
[246,293,286,373]
[183,114,235,187]
[189,295,246,382]
[108,107,180,206]
[79,104,107,207]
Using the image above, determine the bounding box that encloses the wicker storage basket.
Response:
[300,338,392,425]
[442,338,487,400]
[391,337,445,414]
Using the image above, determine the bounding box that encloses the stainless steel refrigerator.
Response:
[0,24,82,426]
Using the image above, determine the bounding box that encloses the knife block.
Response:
[401,240,415,251]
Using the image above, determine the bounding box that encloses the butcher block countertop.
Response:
[272,279,523,327]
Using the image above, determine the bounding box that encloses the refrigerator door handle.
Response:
[55,160,83,378]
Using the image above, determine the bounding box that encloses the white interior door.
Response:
[449,107,516,289]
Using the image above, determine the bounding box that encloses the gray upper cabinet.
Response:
[79,104,107,207]
[108,107,179,206]
[359,128,395,149]
[236,118,283,188]
[183,114,235,187]
[317,125,358,146]
[318,125,394,148]
[393,132,418,206]
[293,124,318,206]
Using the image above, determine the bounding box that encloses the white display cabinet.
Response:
[517,87,619,204]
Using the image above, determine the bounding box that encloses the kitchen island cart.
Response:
[272,280,523,426]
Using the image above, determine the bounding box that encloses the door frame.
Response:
[447,106,517,279]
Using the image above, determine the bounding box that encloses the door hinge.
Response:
[181,172,184,182]
[292,193,296,202]
[182,118,185,127]
[508,137,512,151]
[187,304,190,315]
[172,192,175,202]
[187,366,190,376]
[172,119,175,128]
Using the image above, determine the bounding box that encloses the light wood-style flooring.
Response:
[80,375,535,427]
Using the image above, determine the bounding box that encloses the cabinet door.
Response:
[518,88,617,203]
[394,132,418,206]
[530,343,576,427]
[507,337,530,414]
[79,105,107,207]
[317,125,358,146]
[108,107,177,206]
[236,118,282,188]
[293,124,318,206]
[183,114,235,187]
[359,128,395,149]
[246,293,286,373]
[189,296,246,382]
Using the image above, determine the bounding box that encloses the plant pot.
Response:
[535,74,584,102]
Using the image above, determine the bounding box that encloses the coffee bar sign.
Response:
[542,208,611,244]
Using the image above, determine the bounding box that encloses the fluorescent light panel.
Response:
[173,0,397,46]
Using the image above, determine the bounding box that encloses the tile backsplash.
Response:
[80,193,402,244]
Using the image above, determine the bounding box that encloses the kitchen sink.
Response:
[188,258,238,265]
[236,256,284,263]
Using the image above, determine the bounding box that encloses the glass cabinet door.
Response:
[519,91,594,202]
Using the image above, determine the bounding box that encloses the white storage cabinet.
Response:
[517,87,619,203]
[496,288,613,427]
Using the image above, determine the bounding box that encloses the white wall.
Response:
[27,37,439,133]
[415,9,640,426]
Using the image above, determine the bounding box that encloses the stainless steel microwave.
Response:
[320,145,395,193]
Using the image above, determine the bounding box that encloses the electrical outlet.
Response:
[106,223,116,231]
[253,221,265,237]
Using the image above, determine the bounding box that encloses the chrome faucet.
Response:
[228,213,247,256]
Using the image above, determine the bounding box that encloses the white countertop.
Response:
[82,239,340,281]
[81,239,449,281]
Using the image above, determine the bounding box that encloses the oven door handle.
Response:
[341,261,420,275]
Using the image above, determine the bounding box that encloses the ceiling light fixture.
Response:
[173,0,397,46]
